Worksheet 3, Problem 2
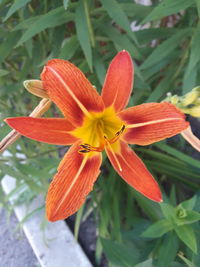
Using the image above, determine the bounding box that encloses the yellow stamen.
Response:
[78,125,125,154]
[104,136,122,171]
[109,125,126,144]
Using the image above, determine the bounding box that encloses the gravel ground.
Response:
[0,208,39,267]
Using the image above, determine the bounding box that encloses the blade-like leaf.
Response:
[142,219,173,238]
[100,24,142,60]
[195,0,200,17]
[0,69,9,77]
[160,203,176,221]
[100,0,138,44]
[183,27,200,93]
[59,36,79,60]
[176,210,200,226]
[101,238,139,266]
[155,143,200,169]
[0,31,20,64]
[3,0,31,22]
[134,258,153,267]
[75,0,92,70]
[175,225,197,253]
[180,196,197,210]
[94,52,106,86]
[16,8,73,47]
[141,29,191,70]
[142,0,195,24]
[157,232,179,267]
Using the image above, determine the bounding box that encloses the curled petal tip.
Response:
[181,126,200,152]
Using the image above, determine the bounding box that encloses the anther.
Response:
[80,143,91,149]
[115,125,125,136]
[79,149,90,153]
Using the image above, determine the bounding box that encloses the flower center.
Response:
[70,107,125,154]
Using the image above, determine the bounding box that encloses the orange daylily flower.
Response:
[5,51,189,222]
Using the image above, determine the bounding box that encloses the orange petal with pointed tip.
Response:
[46,143,102,221]
[5,117,78,145]
[106,141,162,202]
[118,102,189,145]
[41,59,104,126]
[101,50,133,112]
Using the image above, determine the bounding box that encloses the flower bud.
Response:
[188,106,200,117]
[181,90,199,107]
[23,80,49,98]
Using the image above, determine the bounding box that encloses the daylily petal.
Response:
[5,117,77,145]
[106,141,162,202]
[181,126,200,152]
[118,102,189,145]
[101,50,133,112]
[41,59,104,126]
[46,143,102,221]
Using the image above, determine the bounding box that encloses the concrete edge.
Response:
[1,174,93,267]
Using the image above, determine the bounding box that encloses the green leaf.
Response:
[160,203,176,221]
[195,0,200,17]
[175,225,197,253]
[101,238,139,266]
[142,219,173,238]
[185,27,200,74]
[157,232,179,267]
[183,27,200,93]
[182,64,198,93]
[75,0,92,70]
[142,0,195,24]
[176,210,200,226]
[141,29,191,70]
[155,143,200,169]
[135,27,178,45]
[94,51,106,86]
[100,0,138,44]
[180,196,197,210]
[74,204,84,240]
[59,36,79,60]
[0,69,9,77]
[16,8,73,46]
[12,16,40,31]
[3,0,31,22]
[134,258,153,267]
[100,24,142,60]
[121,3,153,20]
[0,31,20,64]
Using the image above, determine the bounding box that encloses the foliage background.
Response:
[0,0,200,266]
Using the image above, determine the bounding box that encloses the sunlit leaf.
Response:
[175,225,197,253]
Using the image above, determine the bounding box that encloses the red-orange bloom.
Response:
[5,51,189,221]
